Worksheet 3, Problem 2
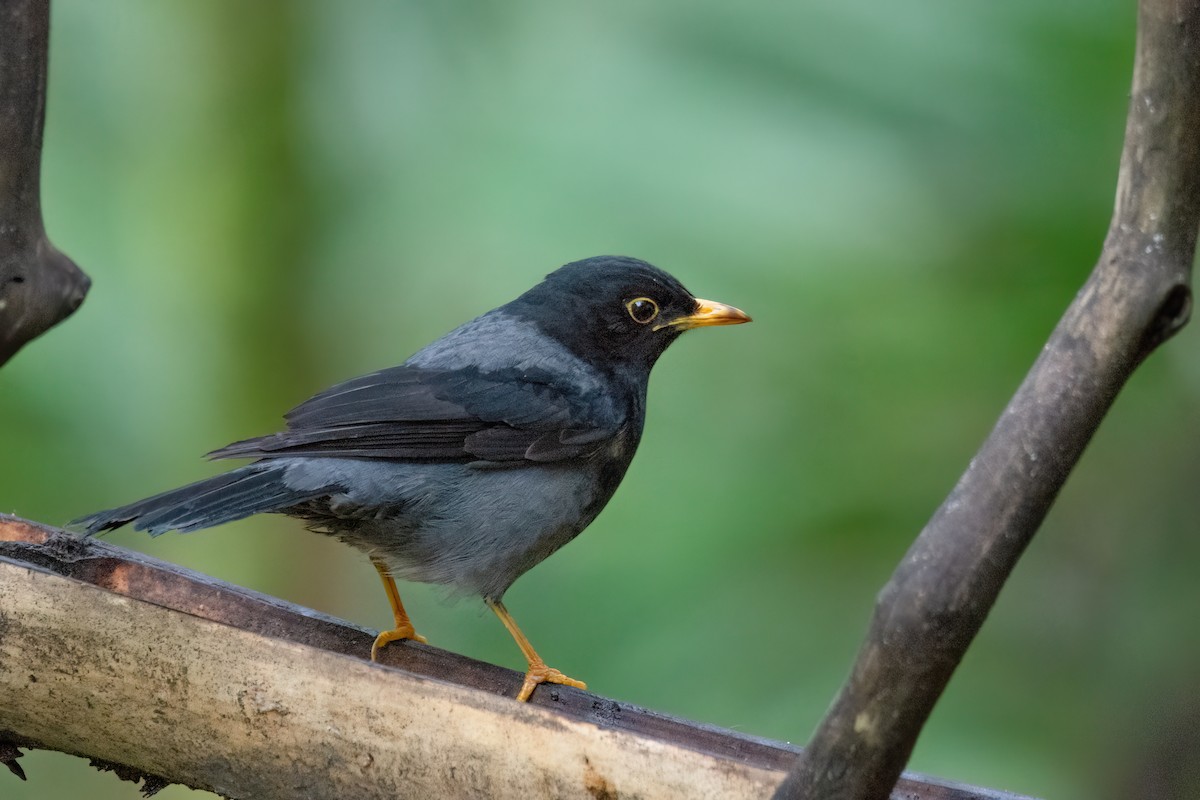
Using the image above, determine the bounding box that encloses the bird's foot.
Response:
[516,661,587,702]
[371,625,428,661]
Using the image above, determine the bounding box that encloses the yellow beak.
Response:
[656,298,752,331]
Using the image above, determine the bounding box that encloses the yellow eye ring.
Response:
[625,297,659,324]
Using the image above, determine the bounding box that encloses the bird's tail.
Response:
[73,462,328,537]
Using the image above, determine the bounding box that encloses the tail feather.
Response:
[73,463,331,537]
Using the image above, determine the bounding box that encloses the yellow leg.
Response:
[487,599,586,702]
[370,557,427,660]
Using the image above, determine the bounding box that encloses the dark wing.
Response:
[208,365,624,464]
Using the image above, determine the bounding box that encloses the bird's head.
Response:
[505,256,750,376]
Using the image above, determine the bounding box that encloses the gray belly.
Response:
[278,457,617,600]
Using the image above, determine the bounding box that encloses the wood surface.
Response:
[0,516,1036,799]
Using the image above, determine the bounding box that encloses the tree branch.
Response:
[773,1,1200,798]
[0,516,1034,800]
[0,0,89,367]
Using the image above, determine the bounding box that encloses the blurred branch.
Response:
[0,0,89,367]
[773,1,1200,798]
[0,516,1033,800]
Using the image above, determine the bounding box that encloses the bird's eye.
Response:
[625,297,659,324]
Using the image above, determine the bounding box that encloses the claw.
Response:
[516,662,587,702]
[371,625,428,661]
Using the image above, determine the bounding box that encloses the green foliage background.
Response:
[4,1,1199,798]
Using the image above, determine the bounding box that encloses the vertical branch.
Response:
[0,0,89,367]
[774,1,1200,798]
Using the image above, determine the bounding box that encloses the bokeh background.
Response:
[4,1,1199,798]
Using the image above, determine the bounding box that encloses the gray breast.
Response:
[281,455,621,601]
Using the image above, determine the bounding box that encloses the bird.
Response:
[74,255,750,701]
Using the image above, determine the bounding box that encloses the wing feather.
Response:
[209,365,623,464]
